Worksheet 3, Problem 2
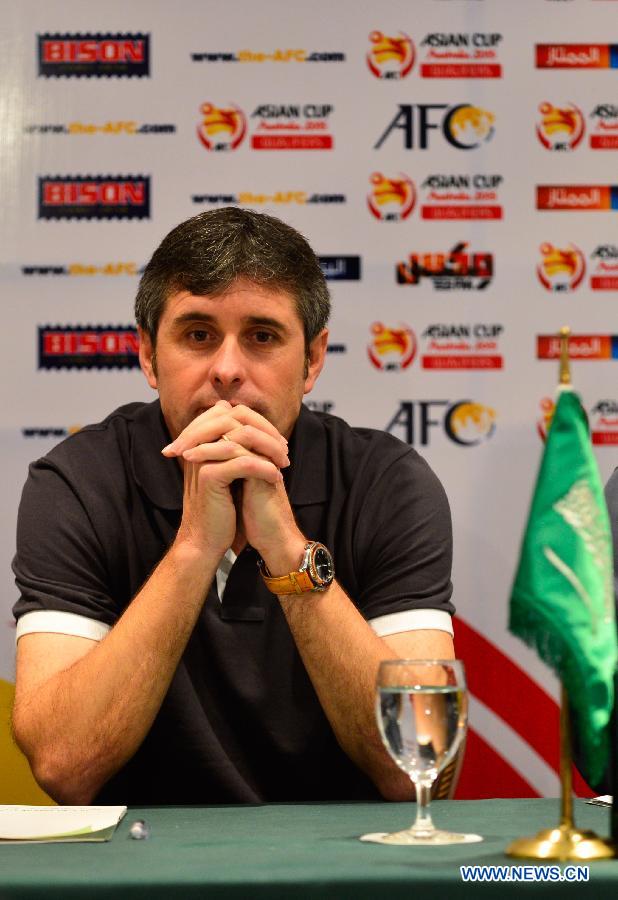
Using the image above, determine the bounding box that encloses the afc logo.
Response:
[386,400,496,446]
[375,103,495,150]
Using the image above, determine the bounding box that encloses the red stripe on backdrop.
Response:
[456,729,539,799]
[454,617,559,770]
[454,617,595,798]
[456,731,594,799]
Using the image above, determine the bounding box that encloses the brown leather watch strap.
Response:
[260,569,315,595]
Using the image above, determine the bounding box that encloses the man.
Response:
[12,208,454,805]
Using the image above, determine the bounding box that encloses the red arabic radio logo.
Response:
[197,103,247,150]
[368,322,416,371]
[537,243,586,291]
[397,243,493,290]
[536,102,585,150]
[367,172,415,221]
[367,31,414,79]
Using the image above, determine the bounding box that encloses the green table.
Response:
[1,800,617,898]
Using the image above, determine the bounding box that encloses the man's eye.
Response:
[253,331,275,344]
[189,330,209,342]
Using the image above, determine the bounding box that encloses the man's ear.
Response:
[303,329,328,395]
[138,326,158,389]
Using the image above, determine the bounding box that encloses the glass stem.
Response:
[411,781,435,836]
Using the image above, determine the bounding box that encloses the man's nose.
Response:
[210,337,245,387]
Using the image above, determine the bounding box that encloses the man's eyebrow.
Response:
[171,311,216,328]
[170,312,291,333]
[244,315,290,333]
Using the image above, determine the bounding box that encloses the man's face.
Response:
[138,279,328,440]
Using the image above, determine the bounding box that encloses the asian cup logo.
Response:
[537,242,585,292]
[367,31,414,79]
[444,105,495,149]
[368,322,416,371]
[368,172,415,221]
[536,102,585,151]
[445,402,496,446]
[197,102,247,150]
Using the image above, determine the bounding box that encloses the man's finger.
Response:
[163,404,286,457]
[194,455,283,487]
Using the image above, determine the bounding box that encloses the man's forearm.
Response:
[278,583,414,800]
[13,541,218,804]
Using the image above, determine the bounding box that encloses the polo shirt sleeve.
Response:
[350,445,454,623]
[12,458,119,630]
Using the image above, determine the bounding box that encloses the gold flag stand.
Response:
[507,328,615,861]
[506,687,615,860]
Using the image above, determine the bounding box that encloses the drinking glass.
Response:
[363,659,482,845]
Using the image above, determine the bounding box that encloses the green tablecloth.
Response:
[1,800,617,898]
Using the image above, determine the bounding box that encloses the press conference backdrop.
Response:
[1,0,617,801]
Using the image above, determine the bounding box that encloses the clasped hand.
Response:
[162,400,301,561]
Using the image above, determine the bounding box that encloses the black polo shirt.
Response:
[13,401,453,804]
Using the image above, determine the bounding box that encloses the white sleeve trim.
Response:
[369,608,453,638]
[15,610,112,643]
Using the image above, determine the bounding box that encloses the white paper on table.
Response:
[0,805,127,842]
[585,795,613,808]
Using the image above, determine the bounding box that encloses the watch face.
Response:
[311,545,334,585]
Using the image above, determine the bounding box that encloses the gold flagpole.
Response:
[506,327,615,861]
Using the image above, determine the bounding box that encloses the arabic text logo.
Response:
[318,256,361,281]
[367,172,415,220]
[368,322,416,371]
[197,103,247,150]
[537,243,585,291]
[536,43,618,70]
[536,102,585,150]
[397,242,493,290]
[536,185,618,211]
[367,31,414,79]
[536,334,618,360]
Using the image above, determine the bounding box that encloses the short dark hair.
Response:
[135,207,331,347]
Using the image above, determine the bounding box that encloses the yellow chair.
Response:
[0,678,54,804]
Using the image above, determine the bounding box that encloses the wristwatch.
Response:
[258,541,335,595]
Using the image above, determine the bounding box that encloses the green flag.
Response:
[509,386,617,786]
